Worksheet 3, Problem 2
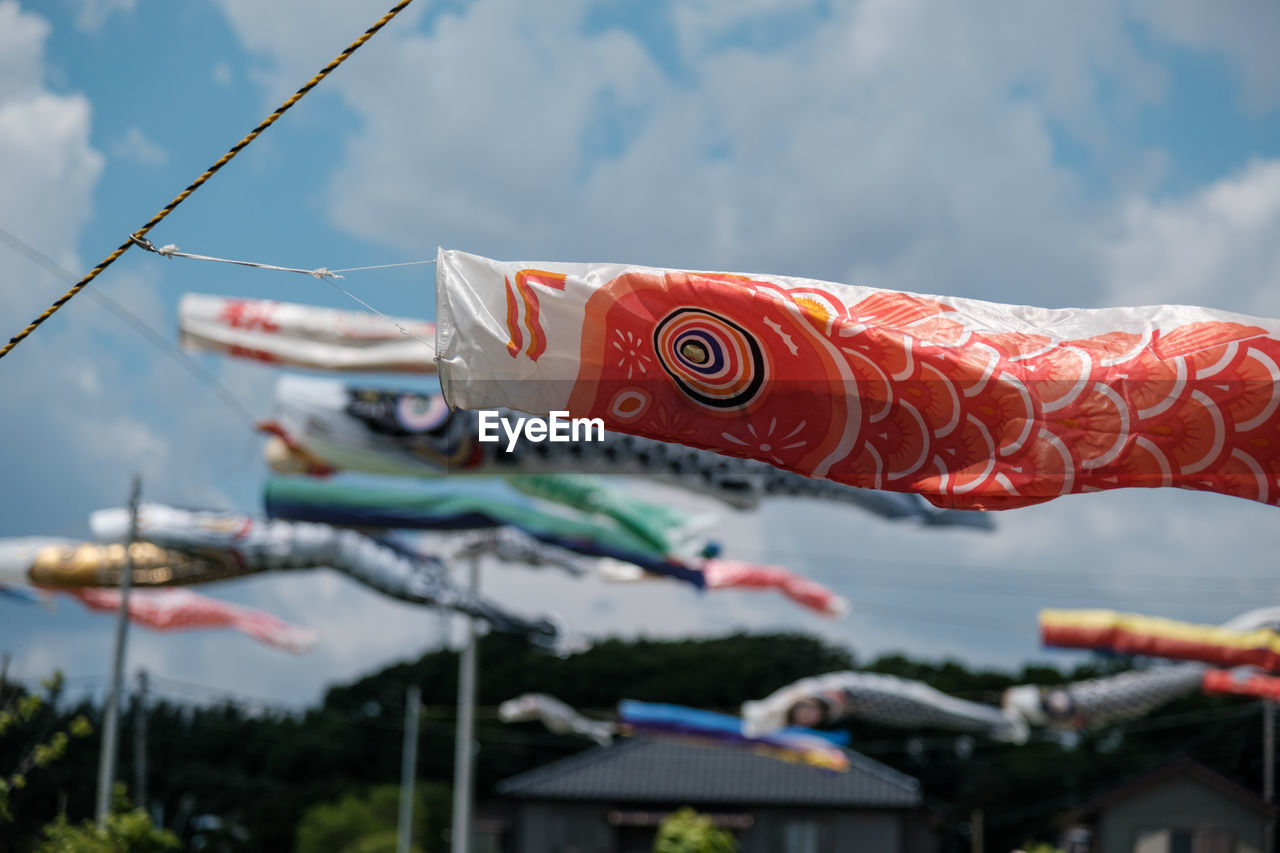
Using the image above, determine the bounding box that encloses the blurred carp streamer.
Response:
[265,478,847,616]
[179,293,437,373]
[1015,606,1280,727]
[85,504,565,650]
[265,377,725,554]
[0,536,248,587]
[618,699,851,771]
[741,670,1028,743]
[497,693,850,771]
[436,250,1280,511]
[621,558,846,618]
[1041,609,1280,671]
[498,693,617,746]
[739,657,1270,742]
[1000,664,1208,734]
[265,374,991,530]
[66,587,316,653]
[1202,669,1280,702]
[0,539,314,652]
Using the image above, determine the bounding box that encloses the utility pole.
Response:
[437,608,451,652]
[134,669,149,814]
[397,685,421,853]
[1266,700,1275,853]
[450,554,480,853]
[96,475,140,826]
[969,808,984,853]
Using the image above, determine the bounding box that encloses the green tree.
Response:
[35,783,178,852]
[0,670,93,821]
[296,782,451,853]
[653,808,738,853]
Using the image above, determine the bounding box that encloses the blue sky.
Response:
[1,0,1279,707]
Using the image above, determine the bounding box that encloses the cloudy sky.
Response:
[1,0,1279,708]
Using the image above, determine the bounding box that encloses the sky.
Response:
[1,0,1279,709]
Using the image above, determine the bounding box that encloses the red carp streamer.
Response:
[438,251,1280,510]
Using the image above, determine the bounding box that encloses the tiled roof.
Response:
[1058,756,1276,823]
[498,738,922,809]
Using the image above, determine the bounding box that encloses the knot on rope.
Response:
[128,234,157,253]
[127,234,179,258]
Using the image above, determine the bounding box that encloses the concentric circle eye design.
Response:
[395,394,451,432]
[654,308,766,409]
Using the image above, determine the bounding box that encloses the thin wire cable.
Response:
[130,238,437,276]
[0,0,417,361]
[331,260,437,273]
[766,548,1279,583]
[320,275,438,352]
[131,237,340,279]
[129,237,437,351]
[0,226,259,429]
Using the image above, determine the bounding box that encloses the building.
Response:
[496,737,938,853]
[1057,757,1275,853]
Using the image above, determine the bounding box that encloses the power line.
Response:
[0,226,259,429]
[769,548,1279,584]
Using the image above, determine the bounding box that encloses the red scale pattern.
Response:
[566,271,1280,510]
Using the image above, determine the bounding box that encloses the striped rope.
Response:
[0,0,417,361]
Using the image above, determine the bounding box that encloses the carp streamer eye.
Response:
[394,393,451,432]
[680,340,710,365]
[1042,689,1077,721]
[654,308,766,409]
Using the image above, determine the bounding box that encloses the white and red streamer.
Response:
[62,587,316,653]
[437,250,1280,510]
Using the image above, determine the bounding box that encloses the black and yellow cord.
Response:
[0,0,417,361]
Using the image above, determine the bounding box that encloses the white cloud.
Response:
[71,0,137,32]
[209,0,427,105]
[199,0,1280,309]
[166,0,1280,697]
[211,60,232,88]
[1134,0,1280,115]
[111,126,168,167]
[0,95,101,285]
[0,1,49,100]
[310,0,1175,308]
[1104,158,1280,317]
[0,3,255,549]
[6,0,1280,706]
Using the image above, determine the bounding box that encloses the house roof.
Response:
[497,737,923,809]
[1059,756,1276,824]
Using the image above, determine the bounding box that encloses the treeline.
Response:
[0,632,1266,851]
